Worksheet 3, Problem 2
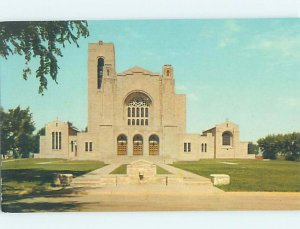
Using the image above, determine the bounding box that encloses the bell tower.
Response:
[87,41,116,133]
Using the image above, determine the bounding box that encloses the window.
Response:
[141,108,144,117]
[89,142,93,151]
[145,108,148,117]
[52,132,55,149]
[71,141,74,152]
[128,107,131,117]
[52,131,62,150]
[85,142,89,152]
[126,93,151,126]
[55,132,58,149]
[222,131,232,146]
[166,69,170,76]
[97,58,104,89]
[201,143,207,152]
[58,132,62,149]
[184,142,191,152]
[107,69,110,76]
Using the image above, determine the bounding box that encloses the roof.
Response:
[118,66,160,76]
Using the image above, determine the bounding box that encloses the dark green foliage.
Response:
[248,142,259,154]
[0,21,89,94]
[0,106,35,158]
[258,133,300,161]
[33,127,45,154]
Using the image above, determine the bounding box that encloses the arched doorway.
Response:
[149,134,159,155]
[117,134,127,155]
[133,134,143,155]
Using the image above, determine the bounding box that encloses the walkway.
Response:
[71,163,121,187]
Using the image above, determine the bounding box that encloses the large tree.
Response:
[0,21,89,94]
[33,127,45,154]
[0,106,35,158]
[257,133,300,161]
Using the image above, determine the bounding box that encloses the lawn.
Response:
[1,158,106,203]
[172,159,300,192]
[110,164,172,174]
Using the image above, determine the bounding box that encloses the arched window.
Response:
[97,58,104,89]
[125,92,151,126]
[222,131,232,146]
[205,143,207,152]
[201,143,204,152]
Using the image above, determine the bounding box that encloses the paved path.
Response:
[156,162,212,182]
[71,163,121,186]
[4,187,300,212]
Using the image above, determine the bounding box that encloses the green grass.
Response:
[156,166,172,174]
[1,158,106,204]
[110,164,172,174]
[172,159,300,192]
[110,164,127,174]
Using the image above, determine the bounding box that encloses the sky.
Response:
[1,19,300,142]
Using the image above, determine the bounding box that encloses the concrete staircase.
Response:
[71,161,214,188]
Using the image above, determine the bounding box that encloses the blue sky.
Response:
[1,19,300,142]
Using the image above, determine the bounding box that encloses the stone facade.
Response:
[37,41,254,162]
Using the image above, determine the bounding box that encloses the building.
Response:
[38,41,254,162]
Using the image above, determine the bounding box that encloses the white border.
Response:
[1,0,300,228]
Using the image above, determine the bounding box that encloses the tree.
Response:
[33,127,45,154]
[248,142,259,155]
[0,106,35,158]
[257,133,300,161]
[0,21,89,94]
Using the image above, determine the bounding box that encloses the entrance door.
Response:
[149,134,159,155]
[117,134,127,155]
[133,134,143,155]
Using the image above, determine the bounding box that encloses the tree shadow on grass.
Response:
[1,201,83,213]
[2,186,88,202]
[2,169,91,202]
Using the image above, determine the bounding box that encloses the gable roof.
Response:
[118,66,159,76]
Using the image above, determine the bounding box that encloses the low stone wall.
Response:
[210,174,230,186]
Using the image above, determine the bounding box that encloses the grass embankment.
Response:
[1,158,106,203]
[110,164,172,174]
[172,159,300,192]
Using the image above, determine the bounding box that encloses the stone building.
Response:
[38,41,254,162]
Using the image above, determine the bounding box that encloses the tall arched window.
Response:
[222,131,232,146]
[125,92,151,126]
[97,57,104,89]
